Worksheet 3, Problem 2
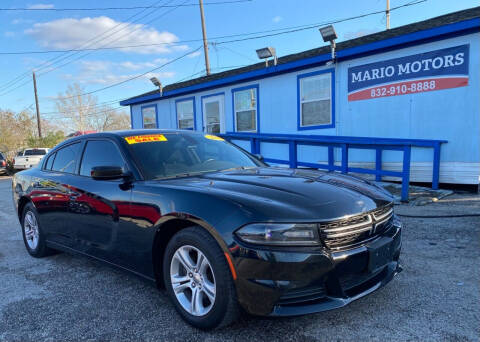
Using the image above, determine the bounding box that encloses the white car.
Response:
[14,148,49,170]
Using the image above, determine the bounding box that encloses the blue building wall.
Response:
[128,31,480,185]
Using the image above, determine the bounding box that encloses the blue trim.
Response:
[129,105,133,129]
[120,18,480,106]
[231,84,260,133]
[140,104,158,129]
[174,96,197,130]
[297,68,335,130]
[200,92,225,132]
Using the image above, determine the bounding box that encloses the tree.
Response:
[26,130,65,148]
[55,83,130,132]
[0,109,36,157]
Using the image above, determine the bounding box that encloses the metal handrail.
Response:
[220,132,447,202]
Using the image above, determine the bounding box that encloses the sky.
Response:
[0,0,478,121]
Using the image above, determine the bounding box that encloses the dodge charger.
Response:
[12,130,402,330]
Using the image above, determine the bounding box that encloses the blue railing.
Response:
[220,132,447,202]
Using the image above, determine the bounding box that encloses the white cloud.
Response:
[27,3,54,9]
[25,16,188,54]
[187,51,201,58]
[272,16,283,23]
[65,58,176,85]
[119,58,169,70]
[12,18,34,25]
[4,31,15,38]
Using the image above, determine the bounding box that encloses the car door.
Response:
[68,138,134,267]
[35,141,84,247]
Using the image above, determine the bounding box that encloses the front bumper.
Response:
[230,223,402,316]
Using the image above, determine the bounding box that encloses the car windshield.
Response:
[24,149,47,156]
[126,132,263,180]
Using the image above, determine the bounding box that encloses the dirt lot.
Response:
[0,177,478,342]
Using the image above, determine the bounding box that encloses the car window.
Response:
[17,151,24,157]
[80,140,126,177]
[52,143,82,174]
[44,152,56,170]
[126,133,263,180]
[24,149,47,156]
[0,152,4,160]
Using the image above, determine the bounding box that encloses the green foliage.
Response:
[26,131,65,148]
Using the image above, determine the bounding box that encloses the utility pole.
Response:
[386,0,390,30]
[32,71,42,138]
[198,0,211,75]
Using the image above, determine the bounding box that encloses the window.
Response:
[298,71,334,129]
[24,149,47,156]
[44,153,56,170]
[176,98,195,130]
[52,143,82,174]
[142,105,157,129]
[233,86,258,132]
[80,140,126,177]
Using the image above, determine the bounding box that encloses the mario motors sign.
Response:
[347,44,469,101]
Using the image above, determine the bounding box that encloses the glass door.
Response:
[202,95,225,134]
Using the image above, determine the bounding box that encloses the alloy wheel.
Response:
[170,245,216,316]
[24,211,39,250]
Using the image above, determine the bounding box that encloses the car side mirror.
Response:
[91,166,128,180]
[254,154,264,162]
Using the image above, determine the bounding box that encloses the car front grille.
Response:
[319,204,394,250]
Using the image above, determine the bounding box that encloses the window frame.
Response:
[78,138,129,178]
[141,104,158,129]
[43,152,57,171]
[231,84,260,133]
[175,96,197,131]
[297,69,335,130]
[48,141,84,175]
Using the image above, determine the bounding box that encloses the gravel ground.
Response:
[0,177,478,342]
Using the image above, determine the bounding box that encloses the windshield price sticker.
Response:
[125,134,168,144]
[204,134,225,141]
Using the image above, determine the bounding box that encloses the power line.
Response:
[0,0,170,92]
[0,0,194,96]
[0,0,251,11]
[0,0,188,95]
[0,0,427,97]
[41,106,127,119]
[0,0,427,56]
[214,0,427,45]
[55,46,203,100]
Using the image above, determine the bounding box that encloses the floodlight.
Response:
[150,77,163,95]
[256,47,277,67]
[319,25,337,42]
[319,25,338,61]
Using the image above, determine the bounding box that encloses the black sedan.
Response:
[12,130,402,330]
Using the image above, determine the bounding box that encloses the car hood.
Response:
[153,167,393,221]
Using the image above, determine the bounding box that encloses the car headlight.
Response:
[235,223,320,246]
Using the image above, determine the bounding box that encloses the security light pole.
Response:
[32,71,42,138]
[198,0,211,76]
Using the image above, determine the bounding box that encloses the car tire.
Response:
[21,202,55,258]
[163,226,239,330]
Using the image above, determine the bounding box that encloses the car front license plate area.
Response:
[367,237,393,273]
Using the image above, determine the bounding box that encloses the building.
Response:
[120,7,480,188]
